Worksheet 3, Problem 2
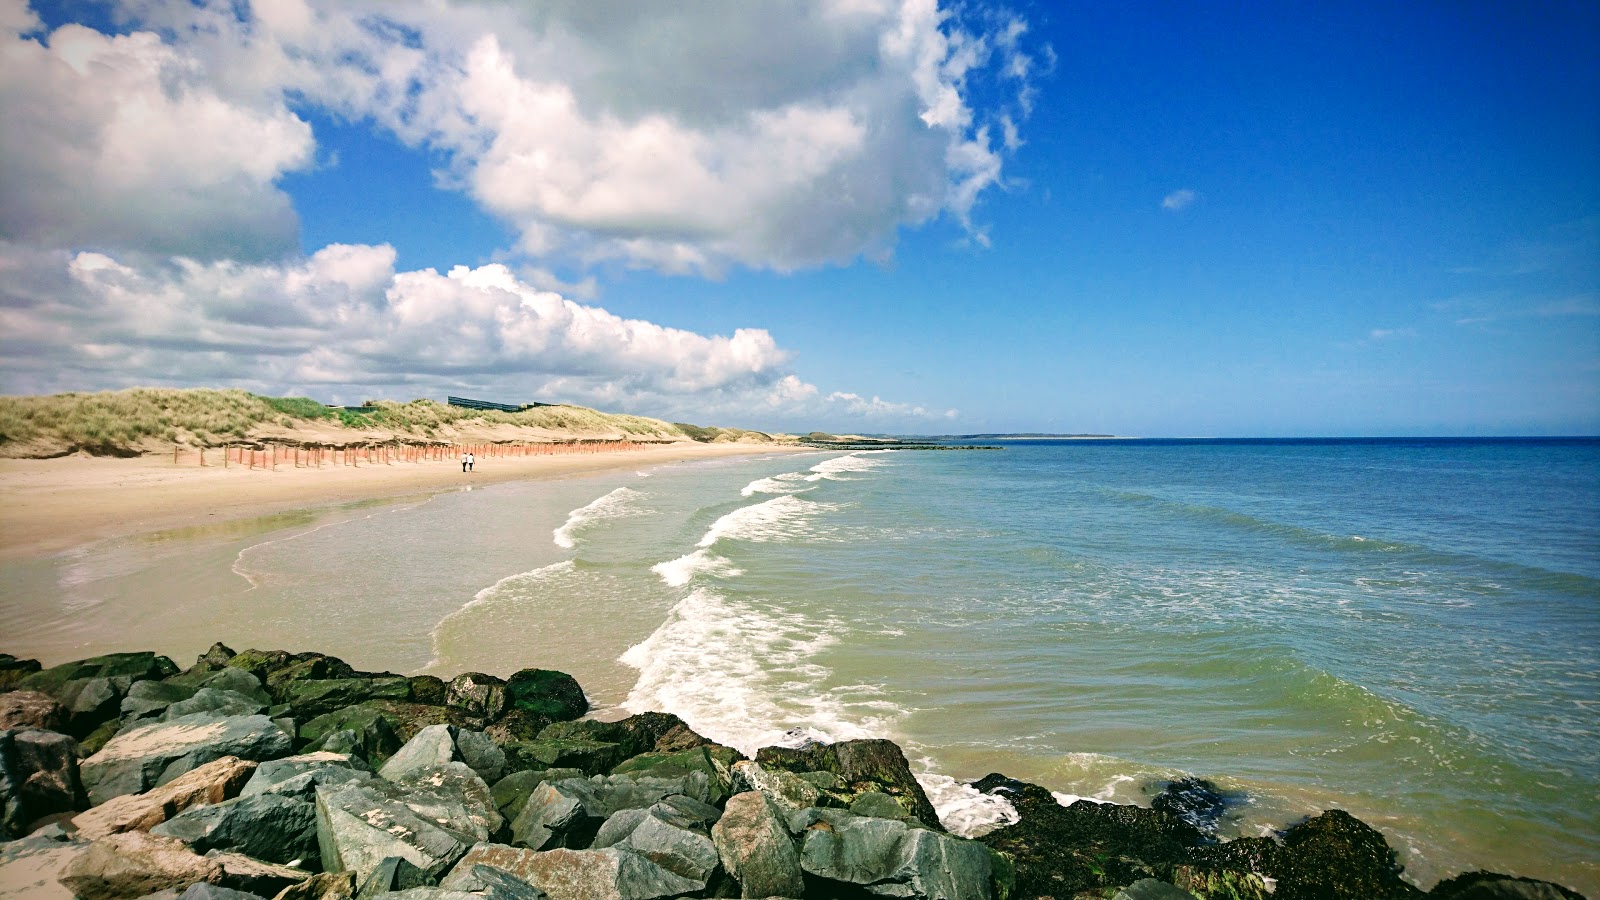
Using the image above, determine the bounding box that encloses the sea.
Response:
[3,437,1597,892]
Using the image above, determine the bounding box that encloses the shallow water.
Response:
[3,439,1596,892]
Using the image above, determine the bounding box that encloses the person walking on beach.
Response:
[462,450,469,473]
[467,451,475,473]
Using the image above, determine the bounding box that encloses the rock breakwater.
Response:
[0,645,1585,900]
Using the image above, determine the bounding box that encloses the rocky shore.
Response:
[0,647,1585,900]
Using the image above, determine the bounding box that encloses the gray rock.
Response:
[442,845,694,900]
[59,831,224,900]
[850,790,911,821]
[163,690,267,722]
[177,884,269,900]
[437,864,545,899]
[727,761,819,813]
[794,808,995,899]
[0,833,91,900]
[1,727,85,838]
[384,762,502,844]
[443,675,506,723]
[644,796,721,834]
[599,812,719,889]
[354,855,433,897]
[299,709,401,764]
[123,682,201,724]
[711,792,803,900]
[82,714,294,805]
[206,851,313,896]
[73,756,259,840]
[453,731,507,786]
[152,794,318,866]
[269,871,356,900]
[1113,879,1199,900]
[0,691,66,731]
[313,781,475,884]
[381,726,505,787]
[509,782,589,851]
[278,679,411,721]
[609,748,730,806]
[489,770,579,823]
[195,669,271,706]
[20,654,179,739]
[242,753,373,801]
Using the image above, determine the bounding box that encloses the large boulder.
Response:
[973,773,1203,897]
[162,689,268,723]
[223,651,359,702]
[151,793,319,866]
[355,855,434,895]
[19,653,179,739]
[1,727,85,837]
[711,791,803,899]
[121,682,201,725]
[500,738,628,778]
[241,753,373,802]
[590,808,719,890]
[792,807,998,899]
[381,725,507,785]
[490,770,583,823]
[480,672,586,742]
[206,850,314,895]
[510,774,720,851]
[80,713,292,805]
[451,846,697,900]
[516,716,726,770]
[163,667,271,708]
[271,871,357,900]
[58,831,224,900]
[756,739,942,829]
[1429,872,1587,900]
[297,706,402,764]
[278,678,412,720]
[445,674,508,723]
[609,747,731,806]
[727,760,821,813]
[0,691,65,731]
[0,655,43,694]
[0,833,90,900]
[72,756,258,840]
[1270,810,1424,900]
[314,780,477,883]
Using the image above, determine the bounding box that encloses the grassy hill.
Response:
[0,389,781,458]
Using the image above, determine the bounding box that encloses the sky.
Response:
[0,0,1596,436]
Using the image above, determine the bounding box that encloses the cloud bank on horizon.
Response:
[0,0,1034,427]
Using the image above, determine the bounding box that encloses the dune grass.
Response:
[0,388,719,455]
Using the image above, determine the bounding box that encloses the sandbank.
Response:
[0,442,802,563]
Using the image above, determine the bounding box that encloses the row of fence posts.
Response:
[170,440,650,470]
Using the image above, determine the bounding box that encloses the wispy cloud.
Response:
[1368,327,1417,341]
[1161,189,1197,211]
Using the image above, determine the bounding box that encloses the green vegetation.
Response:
[674,422,776,443]
[0,388,737,457]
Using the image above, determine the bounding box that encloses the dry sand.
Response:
[0,442,801,563]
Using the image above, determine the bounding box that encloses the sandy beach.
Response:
[0,442,802,563]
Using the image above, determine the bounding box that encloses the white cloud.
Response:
[1161,188,1197,212]
[1367,327,1416,341]
[0,8,314,259]
[0,241,953,429]
[62,0,1042,273]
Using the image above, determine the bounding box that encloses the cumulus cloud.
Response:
[62,0,1041,273]
[0,241,953,428]
[1161,189,1197,212]
[0,2,313,259]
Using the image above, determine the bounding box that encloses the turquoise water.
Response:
[4,439,1596,891]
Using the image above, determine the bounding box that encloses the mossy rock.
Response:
[225,649,359,701]
[500,737,628,776]
[19,652,177,696]
[610,746,731,804]
[0,654,42,693]
[757,738,942,830]
[298,703,403,764]
[1271,810,1423,900]
[408,675,447,706]
[278,677,411,718]
[503,668,586,722]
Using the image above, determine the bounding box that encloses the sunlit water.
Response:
[3,439,1596,892]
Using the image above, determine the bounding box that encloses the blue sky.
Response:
[2,0,1596,435]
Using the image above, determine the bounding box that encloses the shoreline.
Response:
[0,442,804,564]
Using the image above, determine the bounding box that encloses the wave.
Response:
[740,472,812,497]
[696,494,838,548]
[553,487,649,549]
[651,548,743,587]
[427,560,576,668]
[804,450,890,482]
[619,587,902,757]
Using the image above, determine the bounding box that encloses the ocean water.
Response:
[4,439,1597,891]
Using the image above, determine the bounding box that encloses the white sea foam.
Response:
[917,771,1021,837]
[804,450,890,482]
[697,495,836,547]
[652,549,743,587]
[740,471,812,497]
[619,588,902,756]
[553,486,649,549]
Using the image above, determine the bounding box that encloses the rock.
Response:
[643,796,721,835]
[357,703,461,745]
[849,789,911,821]
[1,727,86,838]
[500,738,628,778]
[522,716,726,771]
[1429,872,1587,900]
[176,883,268,900]
[489,770,582,823]
[380,725,506,786]
[593,810,719,889]
[0,655,43,694]
[436,862,546,899]
[271,872,356,900]
[190,644,238,674]
[408,678,448,707]
[711,792,803,899]
[1151,778,1236,839]
[973,774,1203,897]
[0,691,65,731]
[1114,879,1200,900]
[20,654,179,739]
[206,851,313,896]
[1169,864,1271,900]
[59,831,224,900]
[387,762,504,843]
[298,707,401,764]
[755,739,942,829]
[1272,810,1423,900]
[792,807,997,899]
[81,714,292,805]
[163,690,268,722]
[444,675,507,723]
[123,682,201,724]
[151,794,318,866]
[502,672,585,727]
[0,833,91,900]
[73,756,258,840]
[313,781,476,884]
[727,761,820,813]
[241,753,373,801]
[354,855,434,896]
[196,669,273,707]
[460,846,695,900]
[224,653,358,703]
[609,747,729,805]
[279,679,412,721]
[509,782,590,851]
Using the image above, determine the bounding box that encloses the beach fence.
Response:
[168,439,656,470]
